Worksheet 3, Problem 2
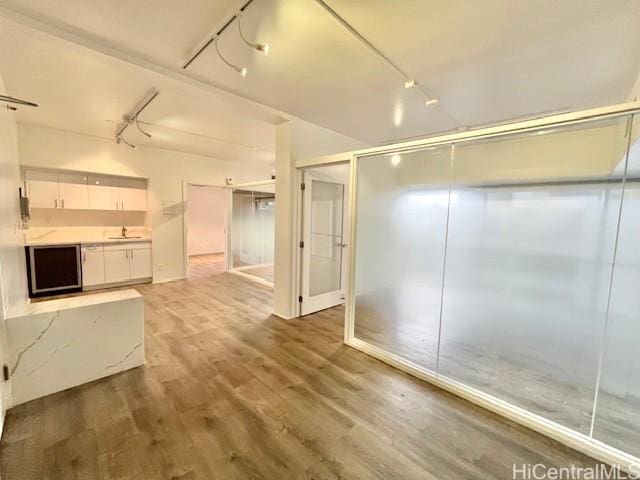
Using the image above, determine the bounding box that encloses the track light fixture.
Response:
[116,131,136,149]
[237,12,269,55]
[214,36,247,76]
[114,88,159,149]
[404,80,416,89]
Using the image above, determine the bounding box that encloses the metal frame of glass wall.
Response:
[228,180,276,287]
[342,101,640,471]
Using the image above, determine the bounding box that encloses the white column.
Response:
[273,122,298,319]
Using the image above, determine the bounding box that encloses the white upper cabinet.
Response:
[119,178,147,211]
[88,175,120,211]
[25,170,59,209]
[58,172,89,209]
[25,169,148,211]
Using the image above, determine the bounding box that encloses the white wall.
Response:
[0,76,28,433]
[17,124,272,282]
[187,184,226,256]
[273,119,367,318]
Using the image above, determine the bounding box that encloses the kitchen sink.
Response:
[107,236,143,240]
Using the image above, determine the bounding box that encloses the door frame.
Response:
[181,181,230,279]
[296,158,353,318]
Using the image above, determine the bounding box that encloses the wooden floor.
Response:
[0,255,598,479]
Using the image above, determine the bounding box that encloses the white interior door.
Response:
[300,172,347,315]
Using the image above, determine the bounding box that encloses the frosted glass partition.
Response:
[593,118,640,455]
[439,117,630,433]
[352,113,639,454]
[230,184,275,283]
[354,146,452,370]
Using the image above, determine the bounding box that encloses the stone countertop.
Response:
[7,289,142,318]
[24,237,152,247]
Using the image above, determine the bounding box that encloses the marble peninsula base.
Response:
[6,289,145,406]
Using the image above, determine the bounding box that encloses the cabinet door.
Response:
[59,173,89,209]
[81,247,105,286]
[129,248,152,278]
[104,250,130,283]
[88,176,120,211]
[25,170,59,208]
[119,179,147,211]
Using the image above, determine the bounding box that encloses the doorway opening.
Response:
[298,162,350,316]
[185,183,228,279]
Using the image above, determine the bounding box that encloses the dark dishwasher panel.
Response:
[26,244,82,298]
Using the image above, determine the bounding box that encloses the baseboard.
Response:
[83,277,151,291]
[345,336,640,474]
[228,270,273,288]
[152,276,186,284]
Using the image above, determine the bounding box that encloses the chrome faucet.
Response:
[121,226,127,238]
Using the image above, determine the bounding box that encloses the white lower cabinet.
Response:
[129,247,152,278]
[104,249,131,283]
[83,241,151,289]
[81,244,105,286]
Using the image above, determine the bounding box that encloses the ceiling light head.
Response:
[404,79,417,89]
[256,43,270,55]
[237,12,270,56]
[390,154,402,167]
[214,35,248,77]
[425,98,440,107]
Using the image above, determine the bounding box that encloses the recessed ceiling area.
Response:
[0,0,639,157]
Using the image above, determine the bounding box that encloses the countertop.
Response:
[24,237,152,247]
[7,289,143,318]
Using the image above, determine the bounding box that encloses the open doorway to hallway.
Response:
[185,184,228,280]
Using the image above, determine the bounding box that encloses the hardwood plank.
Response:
[0,254,598,479]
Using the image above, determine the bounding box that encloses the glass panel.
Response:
[593,115,639,455]
[353,145,452,371]
[438,116,631,433]
[231,186,275,283]
[309,179,344,296]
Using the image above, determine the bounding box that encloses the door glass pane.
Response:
[593,114,640,456]
[353,145,452,371]
[438,116,631,433]
[309,180,344,297]
[231,185,275,283]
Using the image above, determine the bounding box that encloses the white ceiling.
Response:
[0,0,639,160]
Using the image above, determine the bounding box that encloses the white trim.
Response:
[344,152,357,343]
[234,262,273,271]
[229,269,274,288]
[230,179,276,189]
[296,152,352,169]
[345,337,640,473]
[152,276,186,284]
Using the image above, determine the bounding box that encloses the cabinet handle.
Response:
[61,199,65,208]
[131,250,134,259]
[82,252,86,263]
[125,250,129,259]
[54,199,58,208]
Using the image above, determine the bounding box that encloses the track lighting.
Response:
[114,88,159,149]
[116,132,136,149]
[135,116,152,138]
[214,36,248,76]
[425,98,440,107]
[237,12,269,55]
[404,80,416,89]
